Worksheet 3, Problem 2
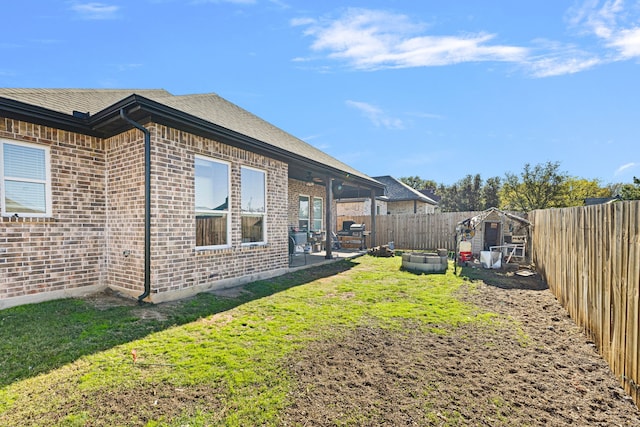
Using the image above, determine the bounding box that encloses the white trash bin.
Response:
[480,251,502,269]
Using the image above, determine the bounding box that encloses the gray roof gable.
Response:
[373,175,437,204]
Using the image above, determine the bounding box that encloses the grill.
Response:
[337,222,367,249]
[349,223,366,237]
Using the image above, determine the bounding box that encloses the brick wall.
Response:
[387,200,436,215]
[336,198,388,217]
[0,119,106,308]
[1,118,304,306]
[105,129,146,296]
[287,179,337,232]
[141,124,290,301]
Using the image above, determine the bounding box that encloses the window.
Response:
[1,140,51,217]
[241,166,266,244]
[312,197,323,231]
[298,195,309,231]
[195,156,229,248]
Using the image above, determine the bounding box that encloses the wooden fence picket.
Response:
[339,203,640,408]
[530,201,640,409]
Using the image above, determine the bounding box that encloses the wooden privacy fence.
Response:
[338,211,483,250]
[530,202,640,408]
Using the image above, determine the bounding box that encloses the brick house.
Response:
[336,175,437,217]
[0,89,383,309]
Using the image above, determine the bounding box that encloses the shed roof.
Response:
[458,207,530,229]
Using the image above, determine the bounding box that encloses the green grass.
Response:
[0,256,500,426]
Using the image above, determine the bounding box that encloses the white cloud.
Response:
[70,2,120,20]
[608,27,640,57]
[615,162,638,175]
[527,55,602,77]
[567,0,640,60]
[295,8,528,71]
[293,3,640,78]
[291,17,316,27]
[524,38,603,77]
[346,100,404,129]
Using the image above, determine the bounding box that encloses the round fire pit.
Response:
[401,249,448,273]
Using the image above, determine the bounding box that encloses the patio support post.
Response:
[370,189,376,248]
[325,176,333,259]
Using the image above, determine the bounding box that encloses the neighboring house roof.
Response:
[584,196,620,206]
[0,88,383,194]
[419,188,441,203]
[373,176,438,204]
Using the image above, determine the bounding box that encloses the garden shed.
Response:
[456,207,531,263]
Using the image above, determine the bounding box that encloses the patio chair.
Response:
[289,235,307,266]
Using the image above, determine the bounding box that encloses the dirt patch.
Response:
[209,286,253,299]
[58,382,224,426]
[79,288,139,310]
[280,268,640,426]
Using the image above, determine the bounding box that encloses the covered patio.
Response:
[288,248,367,269]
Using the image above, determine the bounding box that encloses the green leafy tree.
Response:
[562,177,611,206]
[482,176,502,208]
[437,182,459,212]
[620,176,640,200]
[437,174,501,212]
[399,176,438,191]
[500,161,568,212]
[459,174,483,211]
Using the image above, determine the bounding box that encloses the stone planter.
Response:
[401,249,448,273]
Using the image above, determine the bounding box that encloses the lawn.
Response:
[0,256,498,426]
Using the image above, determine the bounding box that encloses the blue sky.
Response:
[2,1,639,185]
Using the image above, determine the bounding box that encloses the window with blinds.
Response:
[1,140,51,217]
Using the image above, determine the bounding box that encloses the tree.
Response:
[620,176,640,200]
[562,177,611,207]
[459,174,483,211]
[399,176,438,191]
[482,176,502,208]
[436,174,501,212]
[436,182,459,212]
[500,161,568,212]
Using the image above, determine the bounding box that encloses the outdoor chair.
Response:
[289,235,307,266]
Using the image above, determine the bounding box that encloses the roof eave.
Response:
[89,95,384,192]
[1,94,384,193]
[0,96,99,136]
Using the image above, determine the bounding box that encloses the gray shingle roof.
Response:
[373,175,437,204]
[0,88,377,185]
[0,88,171,115]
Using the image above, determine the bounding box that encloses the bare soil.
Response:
[77,265,640,426]
[280,266,640,426]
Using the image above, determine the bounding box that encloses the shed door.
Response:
[484,221,501,250]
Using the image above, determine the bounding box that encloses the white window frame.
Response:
[0,139,52,218]
[298,194,310,231]
[312,196,323,231]
[240,166,267,246]
[194,155,231,250]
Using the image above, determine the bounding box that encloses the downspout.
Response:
[119,109,151,303]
